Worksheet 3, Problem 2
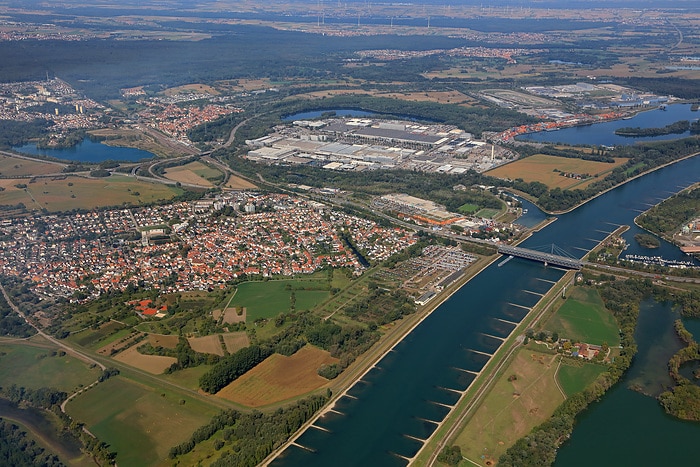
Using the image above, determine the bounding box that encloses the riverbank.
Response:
[633,181,700,253]
[518,150,700,217]
[265,213,562,464]
[0,398,88,465]
[263,251,501,465]
[416,267,575,466]
[264,153,700,466]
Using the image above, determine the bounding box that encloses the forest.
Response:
[168,394,329,467]
[0,419,64,467]
[0,287,35,338]
[615,120,691,137]
[637,186,700,236]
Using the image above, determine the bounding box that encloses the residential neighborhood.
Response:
[0,192,417,300]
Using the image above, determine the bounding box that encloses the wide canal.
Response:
[271,154,700,466]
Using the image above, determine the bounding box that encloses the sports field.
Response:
[66,376,217,467]
[458,203,480,214]
[216,345,336,407]
[545,287,620,346]
[0,175,182,212]
[486,154,628,190]
[476,208,500,219]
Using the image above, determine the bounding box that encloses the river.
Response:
[516,104,699,146]
[271,154,700,466]
[0,398,84,462]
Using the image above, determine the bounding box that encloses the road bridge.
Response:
[498,244,583,270]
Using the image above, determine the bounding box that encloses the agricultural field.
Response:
[187,335,224,356]
[113,346,177,374]
[213,306,246,324]
[221,332,249,353]
[486,154,628,190]
[160,365,211,390]
[67,320,129,350]
[0,340,100,392]
[454,348,565,465]
[0,154,64,177]
[162,83,219,96]
[377,89,475,105]
[231,279,331,322]
[163,160,223,187]
[225,173,257,190]
[66,376,218,467]
[216,78,272,92]
[216,345,336,407]
[148,334,179,349]
[0,175,182,212]
[545,286,620,346]
[96,330,145,357]
[287,84,478,107]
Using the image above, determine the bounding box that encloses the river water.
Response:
[516,104,699,146]
[271,153,699,466]
[554,298,700,466]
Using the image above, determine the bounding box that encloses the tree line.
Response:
[0,287,35,338]
[658,319,700,421]
[169,394,329,466]
[615,120,691,137]
[0,419,64,467]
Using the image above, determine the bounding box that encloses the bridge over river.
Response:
[497,244,583,270]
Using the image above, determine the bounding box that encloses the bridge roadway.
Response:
[497,244,583,270]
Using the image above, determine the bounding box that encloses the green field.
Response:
[160,365,211,390]
[458,203,480,214]
[67,321,128,349]
[66,376,217,467]
[0,175,183,212]
[454,348,565,464]
[557,361,607,396]
[546,287,620,346]
[295,290,331,312]
[476,208,500,219]
[0,342,100,392]
[189,161,223,182]
[232,279,330,321]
